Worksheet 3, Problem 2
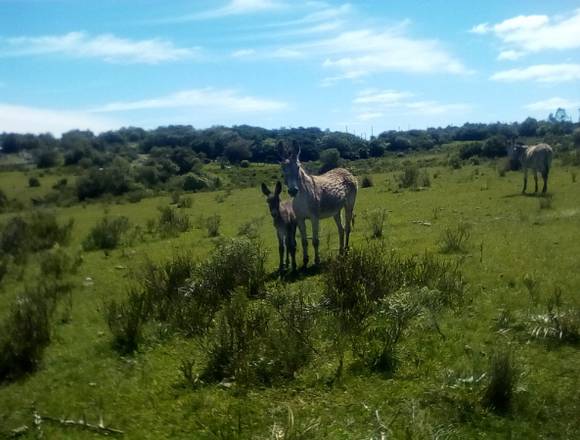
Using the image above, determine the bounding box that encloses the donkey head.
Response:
[506,141,527,163]
[278,140,301,197]
[261,181,283,219]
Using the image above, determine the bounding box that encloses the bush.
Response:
[156,206,190,238]
[363,208,387,239]
[398,162,429,190]
[104,289,146,354]
[240,160,250,168]
[361,175,374,188]
[0,211,73,262]
[323,245,464,376]
[83,216,131,251]
[482,350,517,413]
[448,154,462,169]
[0,281,72,381]
[439,222,471,253]
[237,216,263,240]
[205,213,221,237]
[28,176,41,187]
[39,247,80,279]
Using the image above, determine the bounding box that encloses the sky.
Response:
[0,0,579,136]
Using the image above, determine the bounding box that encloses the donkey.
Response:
[279,141,357,267]
[507,143,553,194]
[261,181,297,272]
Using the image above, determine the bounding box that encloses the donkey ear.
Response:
[274,181,282,196]
[277,141,287,159]
[291,140,301,160]
[261,183,271,196]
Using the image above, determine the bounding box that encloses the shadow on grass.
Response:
[265,262,327,283]
[502,192,549,198]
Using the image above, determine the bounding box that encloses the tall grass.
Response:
[82,216,131,251]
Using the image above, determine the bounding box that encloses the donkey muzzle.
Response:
[288,187,298,197]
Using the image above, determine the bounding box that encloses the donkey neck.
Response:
[296,164,315,194]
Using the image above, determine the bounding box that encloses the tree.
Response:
[223,138,252,163]
[319,148,341,173]
[519,117,538,137]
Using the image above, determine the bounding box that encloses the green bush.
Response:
[361,175,374,188]
[156,206,190,238]
[82,216,131,251]
[237,216,263,240]
[205,213,221,237]
[104,289,146,354]
[0,211,73,262]
[439,222,471,253]
[28,176,41,187]
[363,208,388,239]
[39,247,80,279]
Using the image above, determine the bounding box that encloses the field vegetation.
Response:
[0,119,579,438]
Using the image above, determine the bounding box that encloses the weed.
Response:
[28,176,41,187]
[82,216,131,251]
[398,162,420,189]
[528,288,580,343]
[178,358,199,387]
[363,208,388,239]
[205,213,221,237]
[439,222,471,253]
[39,247,80,279]
[104,288,146,354]
[482,349,517,413]
[237,216,264,240]
[156,206,190,238]
[522,273,538,306]
[361,175,374,188]
[538,194,553,210]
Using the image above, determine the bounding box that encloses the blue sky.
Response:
[1,0,579,136]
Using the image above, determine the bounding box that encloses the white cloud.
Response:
[353,89,470,118]
[0,103,119,136]
[471,9,580,56]
[1,31,198,64]
[263,3,352,28]
[92,88,288,113]
[497,49,524,61]
[154,0,285,22]
[491,64,580,83]
[232,48,257,58]
[525,97,580,111]
[271,27,469,80]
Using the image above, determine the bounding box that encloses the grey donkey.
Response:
[507,143,553,194]
[279,141,357,267]
[261,181,297,273]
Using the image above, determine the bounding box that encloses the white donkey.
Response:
[507,143,553,194]
[279,141,357,267]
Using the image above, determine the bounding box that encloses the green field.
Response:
[1,156,580,439]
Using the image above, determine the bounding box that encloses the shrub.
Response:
[140,252,195,322]
[156,206,190,238]
[177,196,193,208]
[205,213,221,237]
[361,175,374,188]
[39,247,80,279]
[398,162,420,189]
[28,176,41,187]
[363,208,388,239]
[82,216,131,251]
[0,281,71,381]
[237,216,264,240]
[104,289,146,354]
[0,289,51,381]
[439,222,471,253]
[0,211,73,262]
[448,154,462,169]
[482,349,517,413]
[527,288,580,343]
[240,160,250,168]
[52,178,68,190]
[177,239,267,335]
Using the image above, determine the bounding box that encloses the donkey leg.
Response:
[542,169,549,193]
[311,218,321,265]
[522,168,528,193]
[534,171,538,193]
[333,212,344,253]
[297,220,309,268]
[288,225,297,272]
[277,232,285,273]
[344,206,354,250]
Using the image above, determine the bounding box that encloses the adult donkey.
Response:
[507,143,553,194]
[279,141,357,267]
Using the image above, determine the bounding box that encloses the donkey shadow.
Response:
[265,262,327,283]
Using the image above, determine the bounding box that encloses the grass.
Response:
[0,154,580,438]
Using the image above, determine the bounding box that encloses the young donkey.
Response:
[507,143,553,194]
[261,181,297,272]
[279,141,357,267]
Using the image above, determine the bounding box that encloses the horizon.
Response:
[1,0,580,136]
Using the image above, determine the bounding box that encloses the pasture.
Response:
[1,155,580,439]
